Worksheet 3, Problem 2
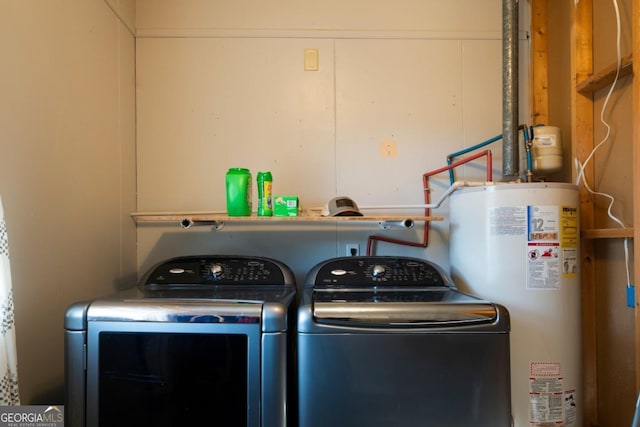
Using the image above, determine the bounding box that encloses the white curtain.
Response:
[0,195,20,405]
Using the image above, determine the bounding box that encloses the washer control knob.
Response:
[209,264,224,279]
[372,265,386,278]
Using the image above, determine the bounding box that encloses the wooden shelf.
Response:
[582,227,635,239]
[576,54,633,94]
[132,211,443,227]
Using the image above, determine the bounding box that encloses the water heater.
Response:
[449,182,581,427]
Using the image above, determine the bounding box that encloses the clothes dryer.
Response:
[65,255,296,427]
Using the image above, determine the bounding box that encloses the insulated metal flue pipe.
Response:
[503,0,519,178]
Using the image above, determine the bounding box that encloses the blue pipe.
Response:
[523,126,533,172]
[446,134,503,184]
[445,124,544,184]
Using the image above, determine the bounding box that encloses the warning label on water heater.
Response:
[526,205,578,288]
[526,206,561,289]
[488,204,578,288]
[525,205,578,289]
[528,362,577,426]
[529,362,564,425]
[560,206,579,279]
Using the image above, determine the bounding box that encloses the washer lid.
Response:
[312,288,497,326]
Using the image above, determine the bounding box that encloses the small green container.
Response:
[257,171,273,216]
[226,168,252,216]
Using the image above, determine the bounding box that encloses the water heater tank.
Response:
[449,182,581,427]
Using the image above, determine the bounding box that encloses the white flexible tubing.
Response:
[575,0,621,189]
[575,0,631,283]
[574,0,631,286]
[358,181,495,211]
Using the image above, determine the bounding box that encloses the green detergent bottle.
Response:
[257,171,273,216]
[226,168,252,216]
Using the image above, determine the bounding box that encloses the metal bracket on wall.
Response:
[377,219,415,230]
[180,218,225,231]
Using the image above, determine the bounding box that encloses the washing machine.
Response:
[65,255,296,427]
[297,256,511,427]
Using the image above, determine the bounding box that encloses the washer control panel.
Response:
[142,256,292,287]
[311,256,448,287]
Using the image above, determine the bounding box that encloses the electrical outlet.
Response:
[304,48,319,71]
[346,243,360,256]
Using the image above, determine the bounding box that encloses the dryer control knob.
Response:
[372,265,386,278]
[209,264,224,279]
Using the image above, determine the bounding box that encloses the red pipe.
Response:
[366,149,493,255]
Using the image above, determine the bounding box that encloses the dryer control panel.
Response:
[309,256,449,287]
[141,256,293,287]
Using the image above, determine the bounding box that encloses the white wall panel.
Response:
[136,38,337,212]
[460,39,504,181]
[335,39,464,206]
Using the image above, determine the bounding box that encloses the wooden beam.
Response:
[576,54,633,94]
[633,0,640,393]
[571,0,598,425]
[582,227,635,239]
[531,0,549,125]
